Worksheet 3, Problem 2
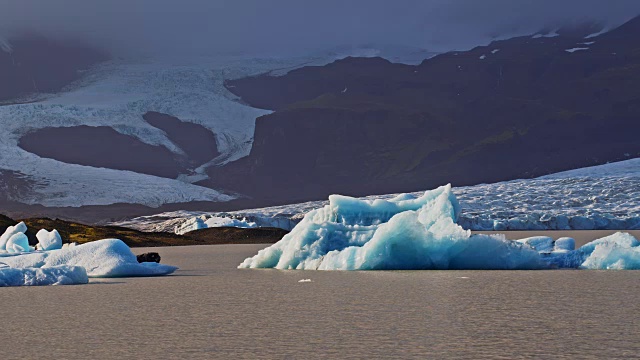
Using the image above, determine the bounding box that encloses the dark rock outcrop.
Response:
[136,252,161,263]
[18,125,187,179]
[143,111,220,166]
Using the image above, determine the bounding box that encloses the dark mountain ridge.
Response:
[210,16,640,203]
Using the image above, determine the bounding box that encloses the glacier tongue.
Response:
[147,158,639,232]
[239,185,640,271]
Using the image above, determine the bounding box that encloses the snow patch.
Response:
[585,28,609,39]
[565,47,589,53]
[532,31,559,39]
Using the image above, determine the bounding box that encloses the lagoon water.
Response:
[2,243,639,359]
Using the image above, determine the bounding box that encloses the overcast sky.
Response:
[1,0,639,56]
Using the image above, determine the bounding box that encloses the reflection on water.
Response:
[2,244,639,359]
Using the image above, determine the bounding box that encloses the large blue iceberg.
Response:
[239,185,640,270]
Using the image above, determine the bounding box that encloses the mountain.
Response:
[1,18,639,223]
[211,17,640,203]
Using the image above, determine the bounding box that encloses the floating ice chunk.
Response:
[0,222,27,251]
[491,49,500,54]
[554,237,575,251]
[479,55,486,60]
[579,233,640,269]
[0,239,177,277]
[517,236,554,252]
[0,266,88,287]
[565,47,589,53]
[6,233,32,253]
[298,279,312,283]
[36,229,63,251]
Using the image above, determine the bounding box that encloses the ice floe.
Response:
[239,186,640,271]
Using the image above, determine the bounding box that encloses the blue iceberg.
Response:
[239,185,640,270]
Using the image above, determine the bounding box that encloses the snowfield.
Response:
[117,158,640,232]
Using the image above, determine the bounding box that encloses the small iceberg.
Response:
[239,185,640,270]
[0,221,177,286]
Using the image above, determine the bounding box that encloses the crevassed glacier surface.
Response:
[119,158,640,232]
[239,185,640,270]
[0,54,333,207]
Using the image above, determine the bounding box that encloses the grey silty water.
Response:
[1,244,639,359]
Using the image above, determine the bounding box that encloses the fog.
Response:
[1,0,639,56]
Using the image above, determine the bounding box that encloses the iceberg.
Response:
[0,221,28,251]
[240,186,640,271]
[0,265,88,287]
[36,229,63,251]
[6,233,32,253]
[0,239,177,277]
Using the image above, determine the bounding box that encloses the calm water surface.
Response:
[1,244,639,359]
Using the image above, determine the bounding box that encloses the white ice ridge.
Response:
[174,216,256,235]
[239,185,640,270]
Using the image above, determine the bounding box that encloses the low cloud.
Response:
[1,0,639,56]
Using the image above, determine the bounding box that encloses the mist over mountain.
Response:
[1,0,640,56]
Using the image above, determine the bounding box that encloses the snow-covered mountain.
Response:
[114,158,640,233]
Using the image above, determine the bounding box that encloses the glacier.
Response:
[119,158,640,233]
[239,185,640,271]
[0,46,428,208]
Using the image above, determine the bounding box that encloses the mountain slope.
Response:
[214,17,640,203]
